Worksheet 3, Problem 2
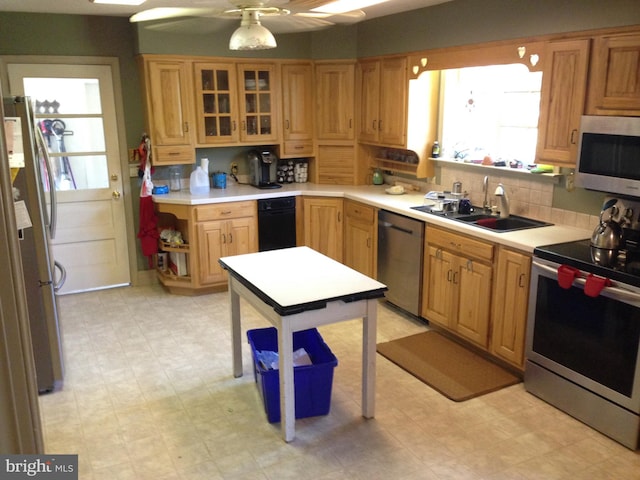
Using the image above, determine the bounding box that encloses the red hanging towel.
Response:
[138,195,159,268]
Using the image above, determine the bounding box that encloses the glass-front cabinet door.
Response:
[193,63,238,144]
[237,63,278,143]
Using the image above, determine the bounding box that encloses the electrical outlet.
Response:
[566,172,575,192]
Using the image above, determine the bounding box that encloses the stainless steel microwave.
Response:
[575,115,640,197]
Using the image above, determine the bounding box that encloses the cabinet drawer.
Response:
[194,201,256,222]
[427,227,493,262]
[283,140,314,156]
[153,145,194,165]
[345,201,375,223]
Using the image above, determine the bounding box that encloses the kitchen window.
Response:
[439,64,542,164]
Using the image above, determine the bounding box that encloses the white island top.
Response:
[219,246,387,315]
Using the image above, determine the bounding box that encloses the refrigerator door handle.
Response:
[53,260,66,292]
[33,118,57,239]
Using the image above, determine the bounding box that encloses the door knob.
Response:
[112,190,121,199]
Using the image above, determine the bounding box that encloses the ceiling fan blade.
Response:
[296,9,365,24]
[136,16,234,34]
[262,14,334,33]
[130,7,216,23]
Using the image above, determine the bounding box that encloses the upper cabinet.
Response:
[535,39,590,167]
[358,57,408,146]
[315,62,355,141]
[192,61,279,146]
[281,62,314,157]
[237,63,280,144]
[193,62,239,145]
[139,56,195,165]
[587,33,640,116]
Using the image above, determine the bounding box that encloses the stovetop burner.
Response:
[535,239,640,288]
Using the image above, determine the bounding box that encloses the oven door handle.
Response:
[533,260,640,301]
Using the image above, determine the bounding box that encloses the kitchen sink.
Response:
[410,205,552,232]
[462,215,552,232]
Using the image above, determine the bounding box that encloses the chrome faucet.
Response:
[482,176,490,210]
[494,183,510,218]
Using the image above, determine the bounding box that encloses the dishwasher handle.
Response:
[380,221,415,236]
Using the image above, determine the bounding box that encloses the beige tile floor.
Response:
[40,284,640,479]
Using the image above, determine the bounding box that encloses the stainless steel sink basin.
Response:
[456,213,552,232]
[410,205,553,232]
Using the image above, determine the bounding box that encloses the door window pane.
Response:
[22,77,108,191]
[24,78,102,115]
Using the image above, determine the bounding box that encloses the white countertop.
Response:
[219,246,387,315]
[153,183,591,253]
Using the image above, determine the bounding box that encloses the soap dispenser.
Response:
[190,158,210,195]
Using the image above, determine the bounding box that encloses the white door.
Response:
[8,63,130,293]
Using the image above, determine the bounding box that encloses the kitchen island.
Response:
[219,246,386,442]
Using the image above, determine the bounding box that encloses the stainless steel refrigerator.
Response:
[4,96,66,394]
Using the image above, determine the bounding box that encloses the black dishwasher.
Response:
[258,197,297,251]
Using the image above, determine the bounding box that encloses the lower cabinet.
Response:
[303,197,343,262]
[490,247,531,368]
[197,216,256,285]
[422,226,493,348]
[154,200,257,294]
[344,200,377,277]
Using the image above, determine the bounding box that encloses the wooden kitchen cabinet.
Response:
[193,62,239,144]
[315,62,355,141]
[358,57,408,146]
[303,197,343,262]
[535,39,590,167]
[237,63,279,143]
[281,62,314,157]
[422,227,493,348]
[587,33,640,116]
[194,201,257,286]
[344,200,377,277]
[139,56,195,165]
[314,61,359,185]
[491,247,531,369]
[197,216,256,285]
[154,201,257,294]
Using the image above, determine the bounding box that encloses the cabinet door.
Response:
[226,217,257,258]
[237,63,279,143]
[193,63,239,144]
[588,33,640,115]
[303,198,343,262]
[344,218,375,277]
[491,249,531,368]
[422,245,454,328]
[145,59,194,147]
[315,63,355,140]
[378,57,408,146]
[281,63,314,156]
[197,220,227,285]
[536,39,590,167]
[453,258,492,347]
[358,60,381,143]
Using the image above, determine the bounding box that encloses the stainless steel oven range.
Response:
[525,196,640,450]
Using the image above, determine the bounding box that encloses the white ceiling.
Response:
[0,0,452,23]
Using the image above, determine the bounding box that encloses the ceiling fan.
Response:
[129,0,369,49]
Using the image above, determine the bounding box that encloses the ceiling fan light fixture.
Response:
[229,10,277,51]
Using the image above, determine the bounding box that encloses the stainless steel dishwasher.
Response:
[377,210,424,316]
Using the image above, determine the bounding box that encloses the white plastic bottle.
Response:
[190,158,210,195]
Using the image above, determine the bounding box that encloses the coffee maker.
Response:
[248,148,281,189]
